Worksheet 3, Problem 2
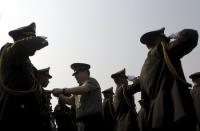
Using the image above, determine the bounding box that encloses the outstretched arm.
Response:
[52,85,90,97]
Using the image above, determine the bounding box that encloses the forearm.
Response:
[10,36,48,57]
[169,29,198,58]
[63,85,89,95]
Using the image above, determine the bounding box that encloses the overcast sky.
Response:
[0,0,200,109]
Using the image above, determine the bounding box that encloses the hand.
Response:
[134,76,140,82]
[63,88,71,97]
[127,75,136,81]
[52,88,63,97]
[168,32,179,39]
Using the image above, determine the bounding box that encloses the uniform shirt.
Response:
[75,77,102,118]
[0,36,48,130]
[0,42,43,119]
[113,85,123,112]
[191,86,200,122]
[139,29,198,129]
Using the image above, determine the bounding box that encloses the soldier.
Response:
[137,99,147,131]
[52,63,104,131]
[36,67,52,88]
[102,87,115,131]
[139,27,198,131]
[35,67,56,131]
[0,22,48,131]
[54,98,78,131]
[190,72,200,131]
[112,68,139,131]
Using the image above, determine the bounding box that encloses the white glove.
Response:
[127,75,136,81]
[168,32,179,39]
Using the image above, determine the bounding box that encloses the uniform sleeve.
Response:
[128,77,141,94]
[168,29,198,58]
[8,36,48,65]
[83,78,100,92]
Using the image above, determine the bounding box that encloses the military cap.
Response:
[140,27,166,44]
[189,72,200,80]
[102,87,114,94]
[37,67,52,78]
[9,22,36,42]
[111,68,127,79]
[71,63,90,76]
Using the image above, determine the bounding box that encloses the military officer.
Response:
[52,63,104,131]
[0,22,48,131]
[36,67,52,88]
[102,87,115,131]
[112,68,139,131]
[139,27,198,131]
[36,67,57,131]
[54,98,78,131]
[190,72,200,131]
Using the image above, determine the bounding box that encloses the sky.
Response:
[0,0,200,110]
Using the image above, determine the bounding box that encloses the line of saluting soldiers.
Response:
[0,22,199,131]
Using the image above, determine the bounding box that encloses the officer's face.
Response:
[192,78,200,87]
[103,93,113,99]
[114,77,128,86]
[74,71,87,83]
[39,75,50,87]
[146,39,158,49]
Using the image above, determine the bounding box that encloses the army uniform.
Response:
[137,99,147,131]
[190,72,200,131]
[53,63,104,131]
[36,67,57,131]
[112,69,139,131]
[54,98,77,131]
[102,87,115,131]
[0,23,48,131]
[75,77,103,131]
[139,28,198,131]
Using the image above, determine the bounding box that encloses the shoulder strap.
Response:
[161,41,191,87]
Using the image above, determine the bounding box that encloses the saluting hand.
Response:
[168,32,179,39]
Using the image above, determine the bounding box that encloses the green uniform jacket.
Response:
[140,29,198,130]
[191,86,200,130]
[102,97,115,131]
[113,79,140,131]
[0,37,48,130]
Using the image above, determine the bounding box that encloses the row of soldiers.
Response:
[102,70,200,131]
[0,22,199,131]
[99,27,199,131]
[46,25,200,131]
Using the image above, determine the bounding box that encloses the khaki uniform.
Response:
[75,77,104,131]
[140,29,198,131]
[113,84,140,131]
